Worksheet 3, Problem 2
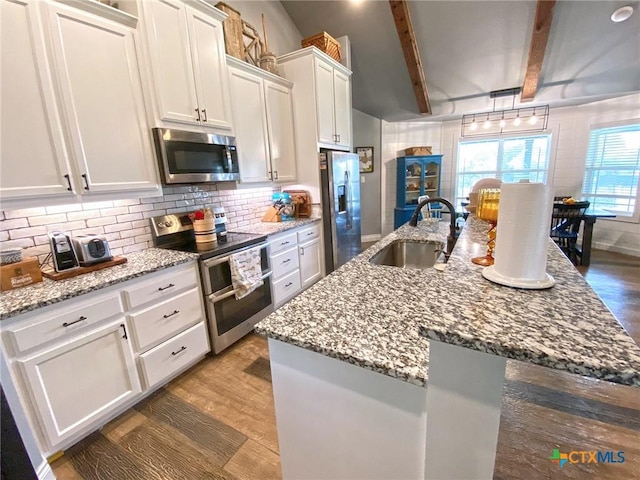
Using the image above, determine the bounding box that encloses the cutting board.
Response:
[42,256,127,280]
[284,190,312,217]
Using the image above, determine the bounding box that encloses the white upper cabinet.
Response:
[313,57,352,149]
[1,0,160,208]
[332,69,352,149]
[45,1,159,194]
[315,60,336,145]
[1,0,73,202]
[140,0,233,133]
[228,58,296,184]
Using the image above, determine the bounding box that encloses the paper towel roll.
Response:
[483,181,555,288]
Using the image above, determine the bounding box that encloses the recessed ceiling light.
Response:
[611,5,634,23]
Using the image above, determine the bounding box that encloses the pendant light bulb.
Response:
[483,118,491,129]
[499,117,506,128]
[529,113,538,125]
[470,116,478,131]
[514,113,521,126]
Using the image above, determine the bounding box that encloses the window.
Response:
[582,124,640,218]
[455,135,551,207]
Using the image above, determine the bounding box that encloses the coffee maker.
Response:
[48,231,79,271]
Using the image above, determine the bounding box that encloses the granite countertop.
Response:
[0,248,199,321]
[255,216,640,387]
[230,217,321,236]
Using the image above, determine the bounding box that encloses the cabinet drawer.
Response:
[273,269,301,307]
[6,293,123,354]
[271,247,300,280]
[269,232,297,256]
[123,265,198,309]
[128,288,203,352]
[297,223,321,244]
[139,322,209,390]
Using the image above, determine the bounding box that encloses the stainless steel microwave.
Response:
[152,128,239,184]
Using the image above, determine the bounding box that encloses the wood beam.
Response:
[521,0,556,102]
[389,0,431,115]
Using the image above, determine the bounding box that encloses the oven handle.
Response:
[202,242,268,269]
[208,270,272,303]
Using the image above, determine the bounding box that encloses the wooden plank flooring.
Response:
[51,249,640,479]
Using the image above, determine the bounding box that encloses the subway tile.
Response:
[28,214,68,226]
[134,233,152,243]
[132,219,151,229]
[108,238,135,249]
[152,201,176,210]
[99,207,129,217]
[2,238,35,249]
[82,200,114,211]
[46,221,86,232]
[0,231,8,241]
[86,216,117,227]
[0,218,29,231]
[175,199,195,208]
[103,232,121,242]
[110,247,123,257]
[33,235,51,246]
[70,227,104,237]
[163,194,184,201]
[127,204,154,214]
[67,210,102,221]
[123,243,147,254]
[119,228,146,239]
[22,245,51,258]
[116,213,143,223]
[140,196,164,204]
[4,207,47,219]
[142,209,167,219]
[105,222,133,234]
[45,204,82,214]
[166,207,189,214]
[9,226,48,239]
[113,199,140,207]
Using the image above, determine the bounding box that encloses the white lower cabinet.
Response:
[299,238,322,288]
[273,269,302,307]
[18,319,141,447]
[1,261,209,455]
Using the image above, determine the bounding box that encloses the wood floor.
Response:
[51,250,640,480]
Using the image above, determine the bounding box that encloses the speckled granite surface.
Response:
[230,217,321,236]
[0,248,198,320]
[255,217,640,387]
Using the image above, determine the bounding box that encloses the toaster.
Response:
[71,235,113,267]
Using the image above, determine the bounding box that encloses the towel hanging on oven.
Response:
[229,246,264,299]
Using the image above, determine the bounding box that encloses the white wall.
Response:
[353,109,382,239]
[380,122,443,235]
[224,0,302,56]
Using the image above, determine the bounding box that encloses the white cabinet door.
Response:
[1,0,74,201]
[19,319,141,448]
[265,80,297,182]
[299,238,322,288]
[46,1,158,194]
[229,66,271,183]
[143,0,199,125]
[333,69,351,149]
[315,59,335,145]
[187,5,232,131]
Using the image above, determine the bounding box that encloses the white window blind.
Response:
[582,124,640,217]
[455,135,551,207]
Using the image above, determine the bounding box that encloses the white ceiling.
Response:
[281,0,640,122]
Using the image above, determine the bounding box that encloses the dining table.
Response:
[580,207,617,266]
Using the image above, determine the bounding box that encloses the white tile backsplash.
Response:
[1,185,277,263]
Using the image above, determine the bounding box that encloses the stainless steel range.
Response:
[151,212,273,354]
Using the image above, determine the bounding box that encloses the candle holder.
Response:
[472,189,500,266]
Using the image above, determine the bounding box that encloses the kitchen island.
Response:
[255,216,640,479]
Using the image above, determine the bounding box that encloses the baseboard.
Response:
[37,460,55,480]
[361,234,381,243]
[592,241,640,257]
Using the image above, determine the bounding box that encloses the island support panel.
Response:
[268,339,428,479]
[425,340,507,480]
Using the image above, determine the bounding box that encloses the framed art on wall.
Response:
[356,147,374,173]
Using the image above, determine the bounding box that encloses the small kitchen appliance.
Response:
[71,234,113,267]
[48,231,79,272]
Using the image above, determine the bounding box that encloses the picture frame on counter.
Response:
[356,146,374,173]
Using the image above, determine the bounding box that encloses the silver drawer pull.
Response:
[285,282,293,288]
[158,283,175,291]
[307,232,314,236]
[282,259,291,264]
[280,241,290,246]
[163,310,179,319]
[171,346,187,356]
[63,316,87,327]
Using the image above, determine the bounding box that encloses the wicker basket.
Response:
[404,146,433,156]
[301,32,341,62]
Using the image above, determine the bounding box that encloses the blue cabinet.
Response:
[394,155,442,229]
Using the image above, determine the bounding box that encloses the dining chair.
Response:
[550,201,590,265]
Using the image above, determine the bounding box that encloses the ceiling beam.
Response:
[389,0,431,115]
[521,0,556,102]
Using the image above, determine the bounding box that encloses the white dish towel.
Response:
[229,247,264,299]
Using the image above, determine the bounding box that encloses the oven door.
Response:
[152,128,239,183]
[201,244,273,353]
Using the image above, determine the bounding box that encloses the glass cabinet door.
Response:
[404,161,422,205]
[424,161,440,197]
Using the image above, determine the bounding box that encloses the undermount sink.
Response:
[369,239,444,269]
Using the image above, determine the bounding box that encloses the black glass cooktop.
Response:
[158,232,267,260]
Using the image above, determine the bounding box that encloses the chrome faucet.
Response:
[409,197,459,259]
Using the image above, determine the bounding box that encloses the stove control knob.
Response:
[157,221,173,228]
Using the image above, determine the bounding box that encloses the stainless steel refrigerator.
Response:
[320,149,362,274]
